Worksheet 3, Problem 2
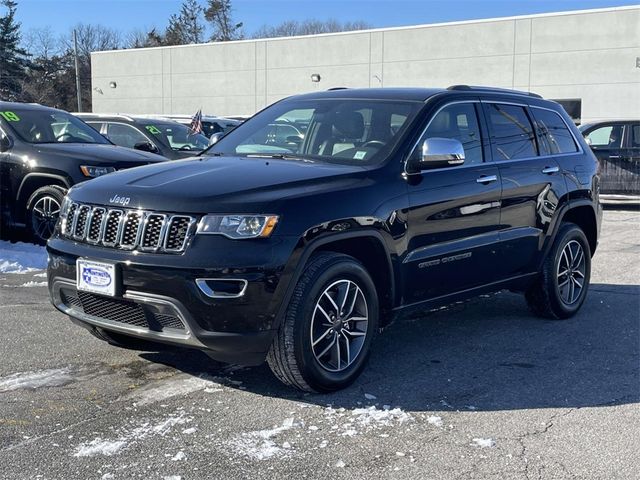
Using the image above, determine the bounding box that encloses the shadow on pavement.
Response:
[140,283,639,412]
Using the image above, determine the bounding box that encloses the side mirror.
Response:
[583,135,593,147]
[408,137,465,172]
[0,134,13,152]
[286,135,303,144]
[209,132,224,146]
[133,141,158,153]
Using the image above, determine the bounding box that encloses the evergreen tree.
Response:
[0,0,30,100]
[165,0,205,45]
[204,0,243,41]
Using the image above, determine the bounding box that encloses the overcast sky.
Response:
[14,0,638,38]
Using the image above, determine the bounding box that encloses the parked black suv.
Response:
[579,120,640,200]
[0,102,165,243]
[47,87,601,392]
[75,114,210,160]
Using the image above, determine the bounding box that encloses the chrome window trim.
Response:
[403,100,482,175]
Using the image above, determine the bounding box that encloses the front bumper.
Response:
[47,234,298,365]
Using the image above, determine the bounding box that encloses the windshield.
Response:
[207,98,422,166]
[1,108,109,144]
[140,121,209,151]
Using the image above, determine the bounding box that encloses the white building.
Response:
[91,6,640,123]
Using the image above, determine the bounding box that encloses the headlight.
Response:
[80,165,116,178]
[58,195,72,234]
[196,214,279,239]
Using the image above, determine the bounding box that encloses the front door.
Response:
[402,101,502,305]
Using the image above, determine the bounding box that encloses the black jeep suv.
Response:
[0,102,165,243]
[75,114,210,160]
[47,86,601,392]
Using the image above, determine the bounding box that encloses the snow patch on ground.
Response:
[0,241,47,274]
[0,367,73,392]
[3,280,48,288]
[122,374,223,406]
[471,437,495,448]
[323,405,412,437]
[427,415,443,427]
[74,411,189,457]
[228,417,298,460]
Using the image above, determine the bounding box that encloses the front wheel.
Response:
[267,252,379,392]
[26,186,66,244]
[525,222,591,319]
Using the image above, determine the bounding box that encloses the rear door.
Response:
[582,122,626,194]
[481,101,569,278]
[403,100,503,304]
[620,122,640,195]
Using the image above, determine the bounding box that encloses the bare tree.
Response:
[22,26,59,60]
[253,19,371,39]
[204,0,243,41]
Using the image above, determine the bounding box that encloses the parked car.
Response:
[47,86,601,392]
[579,120,640,201]
[0,102,165,243]
[147,114,241,139]
[75,114,209,160]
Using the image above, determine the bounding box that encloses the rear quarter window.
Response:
[532,108,578,155]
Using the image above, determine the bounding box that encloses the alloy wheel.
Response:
[31,195,61,241]
[310,279,369,372]
[557,240,586,305]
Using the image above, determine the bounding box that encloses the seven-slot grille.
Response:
[62,203,195,253]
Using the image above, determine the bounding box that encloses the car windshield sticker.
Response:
[354,151,367,160]
[145,125,162,135]
[0,111,20,122]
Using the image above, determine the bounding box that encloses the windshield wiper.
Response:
[245,153,310,161]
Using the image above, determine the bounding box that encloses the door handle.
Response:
[476,175,498,184]
[541,166,559,174]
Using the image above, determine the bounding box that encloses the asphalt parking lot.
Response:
[0,209,638,480]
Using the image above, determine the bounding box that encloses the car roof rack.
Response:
[447,85,542,99]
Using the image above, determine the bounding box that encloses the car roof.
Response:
[0,101,64,113]
[290,87,445,102]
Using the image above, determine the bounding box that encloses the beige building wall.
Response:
[91,6,640,123]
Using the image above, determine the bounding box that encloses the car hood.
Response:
[31,143,166,164]
[69,155,370,213]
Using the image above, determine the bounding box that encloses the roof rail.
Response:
[74,112,136,121]
[447,85,542,99]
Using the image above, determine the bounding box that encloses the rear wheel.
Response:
[525,222,591,319]
[267,252,379,392]
[26,186,65,244]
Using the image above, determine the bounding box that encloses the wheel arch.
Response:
[275,230,396,329]
[18,173,70,219]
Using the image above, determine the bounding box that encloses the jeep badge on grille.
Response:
[109,195,131,206]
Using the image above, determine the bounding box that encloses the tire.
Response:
[26,186,66,245]
[525,222,591,319]
[267,252,379,392]
[88,327,169,351]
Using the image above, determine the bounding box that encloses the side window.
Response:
[532,108,578,155]
[629,124,640,149]
[586,125,622,149]
[420,103,484,165]
[106,123,148,149]
[486,104,537,160]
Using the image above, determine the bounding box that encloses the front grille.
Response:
[63,203,196,254]
[60,288,186,332]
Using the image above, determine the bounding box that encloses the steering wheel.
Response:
[55,133,74,142]
[179,145,193,151]
[360,140,385,149]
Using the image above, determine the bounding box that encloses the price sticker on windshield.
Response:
[145,125,161,135]
[0,111,20,122]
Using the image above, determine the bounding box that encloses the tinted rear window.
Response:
[532,108,578,155]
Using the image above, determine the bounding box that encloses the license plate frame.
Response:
[76,259,117,297]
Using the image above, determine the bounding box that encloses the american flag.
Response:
[189,109,203,135]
